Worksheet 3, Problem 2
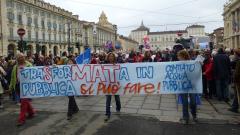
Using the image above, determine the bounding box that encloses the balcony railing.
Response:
[8,36,19,41]
[8,36,77,45]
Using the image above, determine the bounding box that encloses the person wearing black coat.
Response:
[229,49,240,113]
[213,48,231,101]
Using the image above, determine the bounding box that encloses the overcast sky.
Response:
[44,0,228,36]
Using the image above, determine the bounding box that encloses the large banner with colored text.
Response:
[20,61,202,98]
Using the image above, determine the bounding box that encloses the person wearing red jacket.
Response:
[134,52,143,63]
[90,53,98,64]
[203,51,215,99]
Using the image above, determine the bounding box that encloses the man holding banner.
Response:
[19,51,203,125]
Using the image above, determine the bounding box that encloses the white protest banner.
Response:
[20,61,202,98]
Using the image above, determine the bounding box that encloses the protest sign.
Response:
[19,61,202,98]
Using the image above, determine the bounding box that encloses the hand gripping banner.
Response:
[20,61,202,98]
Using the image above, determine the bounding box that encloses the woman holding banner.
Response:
[66,58,79,120]
[105,52,121,122]
[9,53,35,126]
[177,50,198,125]
[59,52,79,120]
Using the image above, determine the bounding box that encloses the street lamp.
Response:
[113,25,117,49]
[93,24,97,53]
[75,29,82,54]
[83,25,89,51]
[67,21,72,55]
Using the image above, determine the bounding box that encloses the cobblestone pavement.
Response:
[2,95,240,124]
[1,95,240,135]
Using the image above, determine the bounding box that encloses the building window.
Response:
[7,12,14,23]
[63,24,66,32]
[48,34,51,41]
[28,31,31,40]
[33,9,39,15]
[47,13,51,18]
[27,17,32,26]
[41,20,45,28]
[9,27,14,39]
[59,24,62,31]
[42,33,45,41]
[53,23,57,31]
[58,16,63,21]
[63,34,66,42]
[36,31,38,41]
[53,15,57,20]
[54,34,56,42]
[41,11,45,17]
[16,3,23,11]
[59,34,61,42]
[47,22,52,30]
[25,6,31,13]
[34,18,38,27]
[6,0,14,8]
[17,14,23,25]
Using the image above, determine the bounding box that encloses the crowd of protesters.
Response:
[0,46,239,125]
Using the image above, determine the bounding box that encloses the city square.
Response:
[0,0,240,135]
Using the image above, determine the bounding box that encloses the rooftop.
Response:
[119,35,139,44]
[132,21,150,32]
[214,27,224,31]
[149,30,187,35]
[186,25,205,29]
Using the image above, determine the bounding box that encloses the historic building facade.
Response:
[129,21,149,45]
[81,12,117,53]
[209,27,224,49]
[0,1,117,56]
[223,0,240,49]
[117,35,138,52]
[186,25,205,37]
[129,21,205,50]
[148,30,188,50]
[0,0,84,56]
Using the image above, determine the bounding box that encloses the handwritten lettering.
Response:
[19,62,202,98]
